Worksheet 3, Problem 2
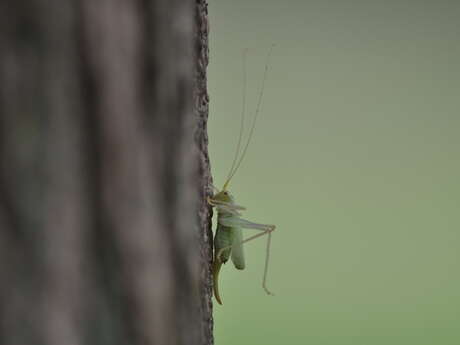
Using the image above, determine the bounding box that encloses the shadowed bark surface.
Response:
[0,1,213,344]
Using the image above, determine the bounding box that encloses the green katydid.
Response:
[208,46,276,305]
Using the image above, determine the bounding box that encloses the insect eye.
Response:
[224,191,228,195]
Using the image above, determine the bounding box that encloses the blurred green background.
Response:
[207,1,460,344]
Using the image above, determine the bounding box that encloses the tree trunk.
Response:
[0,1,213,344]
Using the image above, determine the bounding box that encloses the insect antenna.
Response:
[224,44,275,189]
[223,49,248,191]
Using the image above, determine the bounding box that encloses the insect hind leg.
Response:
[241,225,275,296]
[216,222,276,295]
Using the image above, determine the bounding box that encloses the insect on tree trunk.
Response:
[0,1,213,345]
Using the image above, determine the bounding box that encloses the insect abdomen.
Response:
[231,227,245,269]
[214,224,233,263]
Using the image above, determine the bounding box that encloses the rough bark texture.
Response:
[195,0,214,343]
[0,1,213,345]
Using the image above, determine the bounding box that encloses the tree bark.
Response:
[0,1,213,344]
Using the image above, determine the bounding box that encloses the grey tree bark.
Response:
[0,1,213,345]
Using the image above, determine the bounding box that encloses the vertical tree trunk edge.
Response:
[0,0,214,344]
[195,0,214,344]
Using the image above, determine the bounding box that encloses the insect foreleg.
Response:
[208,198,246,215]
[207,197,246,210]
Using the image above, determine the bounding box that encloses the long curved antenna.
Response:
[225,44,275,185]
[223,49,248,190]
